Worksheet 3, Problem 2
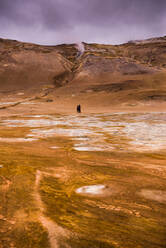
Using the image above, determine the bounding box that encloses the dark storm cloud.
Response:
[0,0,166,44]
[0,0,41,26]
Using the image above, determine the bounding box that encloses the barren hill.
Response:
[1,36,166,113]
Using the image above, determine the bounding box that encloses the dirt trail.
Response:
[0,86,54,111]
[34,170,69,248]
[0,96,37,110]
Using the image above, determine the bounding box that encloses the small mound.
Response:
[76,185,106,195]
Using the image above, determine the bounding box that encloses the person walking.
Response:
[77,104,81,113]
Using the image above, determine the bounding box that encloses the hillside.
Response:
[0,36,166,113]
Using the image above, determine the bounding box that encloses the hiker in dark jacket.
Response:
[77,104,81,113]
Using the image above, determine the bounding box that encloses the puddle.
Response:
[139,189,166,203]
[76,185,106,195]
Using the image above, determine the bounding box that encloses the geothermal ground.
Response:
[0,36,166,247]
[0,106,166,248]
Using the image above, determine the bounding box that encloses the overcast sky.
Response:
[0,0,166,45]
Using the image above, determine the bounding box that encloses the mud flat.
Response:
[0,112,166,247]
[3,112,166,151]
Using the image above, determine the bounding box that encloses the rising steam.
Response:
[75,42,85,57]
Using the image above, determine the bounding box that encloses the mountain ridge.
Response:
[0,35,166,113]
